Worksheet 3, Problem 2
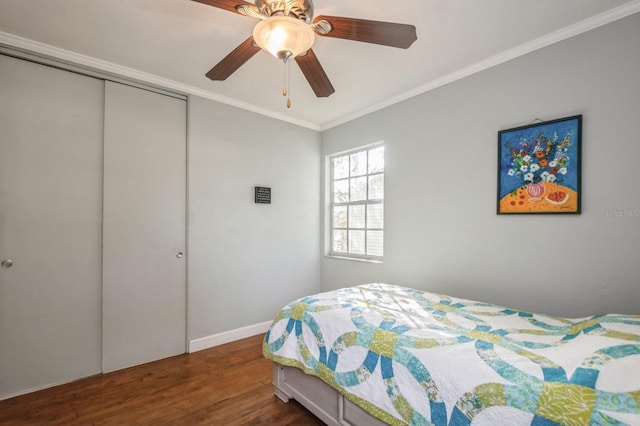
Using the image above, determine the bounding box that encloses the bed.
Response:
[262,283,640,425]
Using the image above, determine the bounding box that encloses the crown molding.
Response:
[2,0,638,133]
[319,1,640,131]
[0,31,321,131]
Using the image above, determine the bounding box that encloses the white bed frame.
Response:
[272,363,388,426]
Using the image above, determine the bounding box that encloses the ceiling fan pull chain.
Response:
[282,57,292,108]
[286,58,292,108]
[282,59,288,97]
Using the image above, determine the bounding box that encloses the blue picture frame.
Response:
[497,115,582,214]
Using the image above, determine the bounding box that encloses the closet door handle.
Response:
[1,259,13,269]
[176,251,184,259]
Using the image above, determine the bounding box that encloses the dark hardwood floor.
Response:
[0,334,324,425]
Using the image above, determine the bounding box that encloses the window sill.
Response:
[324,255,383,264]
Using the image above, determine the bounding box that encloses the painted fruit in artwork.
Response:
[546,191,569,205]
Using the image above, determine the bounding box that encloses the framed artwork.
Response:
[497,115,582,214]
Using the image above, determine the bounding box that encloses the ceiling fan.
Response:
[192,0,417,105]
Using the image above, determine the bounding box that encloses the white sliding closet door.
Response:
[0,55,103,399]
[102,81,187,372]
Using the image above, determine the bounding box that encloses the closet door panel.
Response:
[102,81,186,373]
[0,55,103,398]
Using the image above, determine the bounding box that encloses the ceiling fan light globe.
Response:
[253,16,315,60]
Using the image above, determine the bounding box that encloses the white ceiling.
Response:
[1,0,639,130]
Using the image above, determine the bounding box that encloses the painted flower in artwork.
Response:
[505,131,573,186]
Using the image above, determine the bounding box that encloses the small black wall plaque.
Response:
[254,186,271,204]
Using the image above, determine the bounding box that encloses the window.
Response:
[329,144,384,261]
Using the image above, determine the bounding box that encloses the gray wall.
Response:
[188,96,321,340]
[320,13,640,318]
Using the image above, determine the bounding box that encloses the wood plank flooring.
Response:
[0,334,324,425]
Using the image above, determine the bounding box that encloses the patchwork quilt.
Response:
[263,283,640,425]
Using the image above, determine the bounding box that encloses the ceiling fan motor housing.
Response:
[256,0,314,23]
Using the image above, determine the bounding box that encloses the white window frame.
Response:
[326,142,384,262]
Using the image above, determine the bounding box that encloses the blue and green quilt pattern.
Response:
[263,284,640,425]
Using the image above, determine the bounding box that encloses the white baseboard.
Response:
[188,321,272,353]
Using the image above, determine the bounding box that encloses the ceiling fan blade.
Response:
[313,15,417,49]
[294,49,335,98]
[206,36,261,81]
[191,0,258,16]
